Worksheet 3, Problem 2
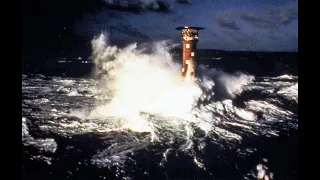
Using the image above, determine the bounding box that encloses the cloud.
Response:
[110,25,151,40]
[272,2,298,24]
[74,0,297,51]
[102,0,179,13]
[177,0,190,4]
[215,12,240,30]
[210,2,298,51]
[218,27,298,52]
[239,2,298,28]
[239,12,275,28]
[214,2,298,29]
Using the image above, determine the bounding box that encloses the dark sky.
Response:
[22,0,298,59]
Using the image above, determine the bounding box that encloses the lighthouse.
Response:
[176,26,204,79]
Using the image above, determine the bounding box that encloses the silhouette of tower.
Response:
[176,26,204,79]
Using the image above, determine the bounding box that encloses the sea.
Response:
[22,36,298,180]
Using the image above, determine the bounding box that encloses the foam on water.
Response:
[22,71,297,177]
[22,117,57,165]
[277,83,298,99]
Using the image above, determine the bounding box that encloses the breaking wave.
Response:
[75,34,255,128]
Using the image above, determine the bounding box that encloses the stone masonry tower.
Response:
[176,26,204,79]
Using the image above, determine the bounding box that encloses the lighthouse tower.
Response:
[176,26,204,79]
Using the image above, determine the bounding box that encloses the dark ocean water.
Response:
[22,55,298,180]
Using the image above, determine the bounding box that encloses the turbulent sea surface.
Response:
[22,36,298,180]
[22,73,298,180]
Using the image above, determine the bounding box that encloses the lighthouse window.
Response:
[186,60,189,64]
[191,52,194,56]
[182,68,184,72]
[186,44,190,48]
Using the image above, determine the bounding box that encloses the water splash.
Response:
[87,34,214,127]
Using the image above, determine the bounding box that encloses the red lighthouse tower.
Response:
[176,26,204,79]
